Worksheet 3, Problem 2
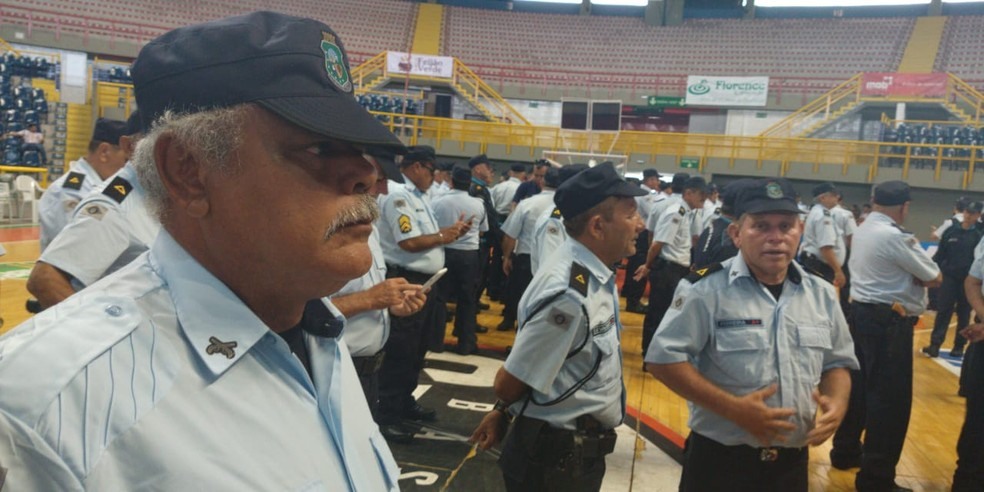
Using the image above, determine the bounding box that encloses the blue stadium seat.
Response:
[3,109,20,123]
[32,98,48,119]
[21,149,41,167]
[23,111,38,127]
[3,147,20,166]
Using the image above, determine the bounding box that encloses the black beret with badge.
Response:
[468,154,489,169]
[91,118,128,146]
[733,178,801,217]
[872,180,911,206]
[554,162,647,220]
[131,11,404,152]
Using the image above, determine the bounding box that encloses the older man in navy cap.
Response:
[0,11,411,490]
[470,162,645,491]
[647,178,857,492]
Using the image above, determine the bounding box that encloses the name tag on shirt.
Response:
[716,319,763,329]
[591,314,616,337]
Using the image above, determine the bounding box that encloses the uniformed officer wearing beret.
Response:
[830,180,941,492]
[799,182,846,287]
[530,164,589,274]
[470,162,645,491]
[1,11,406,490]
[376,145,471,441]
[28,112,157,310]
[37,117,129,251]
[692,178,752,268]
[954,250,984,491]
[469,154,506,302]
[646,178,858,492]
[622,168,661,314]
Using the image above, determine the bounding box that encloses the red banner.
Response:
[860,73,948,98]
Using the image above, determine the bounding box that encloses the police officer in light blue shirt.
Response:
[799,182,845,287]
[470,162,646,492]
[954,250,984,491]
[38,117,129,251]
[27,123,159,310]
[646,178,858,492]
[530,164,588,273]
[0,11,405,491]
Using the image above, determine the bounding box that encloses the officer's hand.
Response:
[633,264,649,281]
[832,270,846,289]
[960,323,984,343]
[733,384,797,446]
[503,256,513,276]
[469,410,508,450]
[370,278,423,311]
[806,389,845,446]
[390,286,427,317]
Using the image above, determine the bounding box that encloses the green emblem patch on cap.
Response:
[321,32,352,93]
[766,182,783,199]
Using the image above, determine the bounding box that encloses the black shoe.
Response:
[404,403,437,422]
[497,320,516,331]
[830,453,861,470]
[456,345,479,356]
[379,423,415,444]
[478,302,490,311]
[625,300,647,314]
[475,325,489,334]
[950,347,965,358]
[921,345,939,358]
[890,485,913,492]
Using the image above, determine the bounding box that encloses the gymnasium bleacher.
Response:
[934,15,984,82]
[0,52,54,167]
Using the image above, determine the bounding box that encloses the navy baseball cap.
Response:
[554,162,647,220]
[451,166,471,187]
[403,145,436,165]
[642,168,660,179]
[91,118,128,145]
[812,182,837,197]
[967,201,984,214]
[365,147,403,184]
[468,154,490,169]
[733,178,801,217]
[872,180,911,206]
[131,11,404,152]
[720,178,756,215]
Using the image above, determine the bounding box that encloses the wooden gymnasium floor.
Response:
[0,226,967,491]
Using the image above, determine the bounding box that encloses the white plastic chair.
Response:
[14,175,40,224]
[0,182,13,223]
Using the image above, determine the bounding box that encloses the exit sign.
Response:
[680,158,699,169]
[647,96,686,107]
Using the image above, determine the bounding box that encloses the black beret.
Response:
[543,167,562,188]
[510,163,527,173]
[557,163,589,185]
[554,163,647,221]
[131,11,403,152]
[956,196,970,211]
[642,168,660,179]
[436,161,455,172]
[671,173,690,190]
[683,176,708,192]
[91,118,128,146]
[720,178,756,214]
[967,201,984,214]
[812,182,837,197]
[451,165,471,186]
[403,145,436,165]
[124,110,143,136]
[733,178,801,217]
[468,154,489,169]
[872,180,911,206]
[366,146,404,184]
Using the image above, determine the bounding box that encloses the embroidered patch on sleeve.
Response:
[398,214,413,233]
[79,203,109,221]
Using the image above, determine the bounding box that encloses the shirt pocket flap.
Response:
[370,428,401,491]
[592,332,617,356]
[797,325,832,349]
[715,327,769,352]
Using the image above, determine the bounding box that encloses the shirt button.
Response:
[105,305,123,317]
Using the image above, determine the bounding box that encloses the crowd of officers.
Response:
[0,12,979,491]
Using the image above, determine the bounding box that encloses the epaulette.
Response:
[102,176,133,204]
[62,172,86,191]
[551,207,562,218]
[685,262,723,283]
[678,206,686,216]
[569,262,590,297]
[890,223,912,234]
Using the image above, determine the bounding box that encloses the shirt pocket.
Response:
[583,331,619,390]
[796,325,832,384]
[370,428,401,491]
[713,327,771,386]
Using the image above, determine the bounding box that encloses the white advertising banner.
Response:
[386,51,454,79]
[685,76,770,107]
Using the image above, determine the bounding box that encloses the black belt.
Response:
[351,350,386,376]
[385,265,432,283]
[851,301,918,321]
[691,432,804,463]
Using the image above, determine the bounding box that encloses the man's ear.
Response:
[727,221,740,246]
[154,132,210,218]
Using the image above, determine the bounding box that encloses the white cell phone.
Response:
[421,267,448,291]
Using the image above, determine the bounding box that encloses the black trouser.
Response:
[488,229,507,300]
[798,252,835,284]
[621,230,650,303]
[499,416,615,492]
[954,342,984,491]
[502,253,533,325]
[930,272,970,350]
[679,432,808,492]
[642,259,690,355]
[839,251,852,320]
[378,267,440,424]
[832,302,916,491]
[352,350,385,419]
[439,248,481,352]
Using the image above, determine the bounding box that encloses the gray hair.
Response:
[132,105,250,221]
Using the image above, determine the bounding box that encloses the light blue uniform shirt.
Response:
[38,157,104,251]
[0,231,400,491]
[504,238,625,430]
[40,163,160,288]
[491,177,522,215]
[377,177,444,274]
[801,204,838,260]
[652,198,693,267]
[335,226,390,357]
[634,185,658,226]
[645,193,674,233]
[531,206,566,273]
[849,211,940,316]
[969,248,984,289]
[501,189,556,256]
[431,189,488,251]
[646,254,858,448]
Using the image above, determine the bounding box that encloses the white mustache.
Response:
[323,194,379,241]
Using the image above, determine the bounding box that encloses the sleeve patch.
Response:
[678,206,686,216]
[62,199,79,213]
[551,207,562,218]
[393,199,407,209]
[79,203,109,221]
[685,262,723,283]
[62,172,86,191]
[569,262,590,297]
[101,176,133,204]
[398,214,413,233]
[547,306,574,329]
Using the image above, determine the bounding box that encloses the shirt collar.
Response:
[569,238,614,285]
[726,253,802,286]
[149,230,273,378]
[401,174,423,196]
[509,177,521,184]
